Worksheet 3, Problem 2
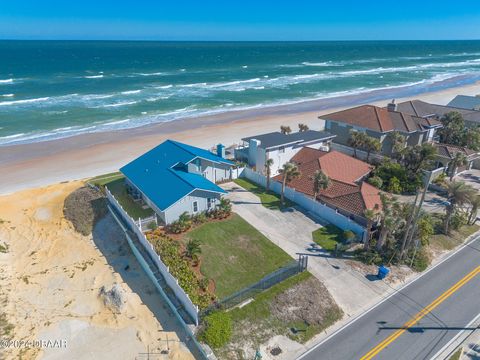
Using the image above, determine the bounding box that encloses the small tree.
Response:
[368,176,383,189]
[388,131,406,161]
[348,130,366,158]
[363,136,382,162]
[310,170,330,200]
[298,123,309,132]
[280,125,292,135]
[185,238,202,262]
[278,162,301,205]
[468,194,480,225]
[444,181,475,234]
[363,208,377,250]
[264,158,274,191]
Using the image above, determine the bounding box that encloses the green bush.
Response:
[450,211,468,231]
[387,177,402,194]
[199,312,232,349]
[409,248,430,272]
[342,230,356,243]
[356,249,383,265]
[367,176,383,189]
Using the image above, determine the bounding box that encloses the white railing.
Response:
[105,187,200,325]
[243,168,367,241]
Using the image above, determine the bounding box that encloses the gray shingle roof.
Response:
[396,100,480,125]
[447,95,480,110]
[242,130,335,149]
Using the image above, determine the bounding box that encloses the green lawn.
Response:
[448,348,462,360]
[88,171,125,186]
[234,178,294,210]
[312,224,345,250]
[184,214,292,298]
[429,213,480,251]
[105,178,154,219]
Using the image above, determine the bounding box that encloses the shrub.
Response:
[342,230,356,243]
[387,177,402,194]
[166,212,192,234]
[409,248,430,272]
[199,277,210,291]
[199,312,232,349]
[368,176,383,189]
[450,211,468,231]
[356,249,383,265]
[433,173,447,187]
[192,212,208,225]
[147,221,158,231]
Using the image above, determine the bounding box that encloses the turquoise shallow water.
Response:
[1,40,480,145]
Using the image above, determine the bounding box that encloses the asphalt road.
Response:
[298,236,480,360]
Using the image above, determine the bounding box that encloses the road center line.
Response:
[359,265,480,360]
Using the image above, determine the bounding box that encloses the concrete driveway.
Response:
[221,182,410,317]
[457,169,480,191]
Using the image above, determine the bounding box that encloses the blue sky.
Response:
[1,1,479,40]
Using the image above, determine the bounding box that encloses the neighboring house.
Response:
[396,99,480,127]
[236,130,336,176]
[273,147,382,226]
[447,95,480,111]
[120,140,234,224]
[434,143,480,177]
[320,104,442,156]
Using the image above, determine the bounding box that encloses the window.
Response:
[193,201,198,212]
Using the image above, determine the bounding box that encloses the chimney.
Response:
[216,143,225,158]
[387,99,397,112]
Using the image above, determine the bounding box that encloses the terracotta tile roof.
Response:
[273,148,382,218]
[322,105,441,133]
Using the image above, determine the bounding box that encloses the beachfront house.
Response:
[320,104,442,157]
[235,130,336,176]
[447,95,480,111]
[273,147,382,227]
[395,99,480,128]
[433,143,480,178]
[120,140,234,224]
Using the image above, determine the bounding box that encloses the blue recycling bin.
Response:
[377,265,390,279]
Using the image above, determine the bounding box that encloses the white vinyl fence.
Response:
[106,188,200,325]
[243,168,366,240]
[230,166,245,180]
[331,142,385,163]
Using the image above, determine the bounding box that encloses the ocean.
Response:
[1,40,480,146]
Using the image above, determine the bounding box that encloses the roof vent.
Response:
[387,99,397,112]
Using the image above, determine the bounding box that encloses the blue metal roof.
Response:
[120,140,230,211]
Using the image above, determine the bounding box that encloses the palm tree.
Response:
[264,158,274,191]
[364,137,382,162]
[444,181,476,234]
[376,195,401,252]
[310,170,330,200]
[468,194,480,225]
[185,238,202,262]
[298,123,309,132]
[278,162,301,205]
[448,152,468,181]
[388,131,406,160]
[280,125,292,135]
[363,208,378,250]
[348,130,365,158]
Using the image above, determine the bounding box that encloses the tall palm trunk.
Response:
[266,172,270,191]
[376,227,389,251]
[444,205,454,234]
[353,146,357,158]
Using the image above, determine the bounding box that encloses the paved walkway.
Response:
[221,182,405,317]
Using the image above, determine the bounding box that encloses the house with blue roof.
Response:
[120,140,234,224]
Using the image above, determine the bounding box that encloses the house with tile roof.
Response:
[273,147,382,226]
[395,99,480,127]
[320,104,442,157]
[433,143,480,178]
[120,140,234,224]
[236,129,336,176]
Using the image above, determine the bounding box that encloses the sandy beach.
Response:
[0,181,194,359]
[1,81,479,195]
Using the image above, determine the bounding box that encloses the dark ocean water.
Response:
[1,41,480,145]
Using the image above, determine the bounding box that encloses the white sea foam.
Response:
[2,94,14,97]
[0,97,50,106]
[156,84,173,89]
[136,72,164,76]
[121,90,141,95]
[84,74,104,79]
[97,101,138,108]
[0,79,14,84]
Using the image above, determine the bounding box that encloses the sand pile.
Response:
[0,181,193,360]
